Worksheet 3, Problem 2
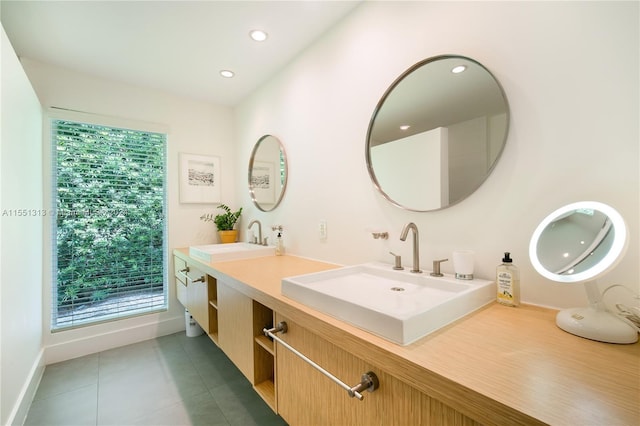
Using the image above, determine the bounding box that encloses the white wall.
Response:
[1,27,44,425]
[234,1,639,309]
[20,58,236,364]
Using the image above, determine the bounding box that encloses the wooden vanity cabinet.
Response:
[217,280,277,411]
[171,250,640,425]
[252,300,277,410]
[275,314,480,426]
[218,281,253,378]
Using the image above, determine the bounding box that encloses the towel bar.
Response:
[264,321,379,400]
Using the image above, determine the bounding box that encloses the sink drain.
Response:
[390,287,405,292]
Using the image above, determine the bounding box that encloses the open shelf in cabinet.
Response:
[254,380,275,410]
[255,335,274,355]
[252,300,276,412]
[208,276,219,345]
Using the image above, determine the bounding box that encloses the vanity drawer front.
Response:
[174,256,188,284]
[186,264,206,284]
[176,278,188,306]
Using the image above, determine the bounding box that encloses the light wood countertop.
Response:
[174,249,640,426]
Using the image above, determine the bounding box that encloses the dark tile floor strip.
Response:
[25,332,288,426]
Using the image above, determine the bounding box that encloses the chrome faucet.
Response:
[248,219,262,245]
[399,222,422,273]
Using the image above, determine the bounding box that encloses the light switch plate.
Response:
[319,220,327,240]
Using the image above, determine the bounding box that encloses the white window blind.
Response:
[51,119,167,330]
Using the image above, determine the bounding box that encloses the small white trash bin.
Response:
[185,309,204,337]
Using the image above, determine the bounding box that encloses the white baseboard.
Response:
[6,348,45,426]
[44,315,185,365]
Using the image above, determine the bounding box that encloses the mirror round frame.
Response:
[248,134,288,212]
[528,201,628,284]
[366,54,510,212]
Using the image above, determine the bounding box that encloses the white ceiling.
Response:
[1,1,361,106]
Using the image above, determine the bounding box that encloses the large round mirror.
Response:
[248,135,288,212]
[366,55,509,212]
[529,201,636,344]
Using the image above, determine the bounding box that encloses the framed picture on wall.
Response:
[250,161,275,205]
[179,153,221,203]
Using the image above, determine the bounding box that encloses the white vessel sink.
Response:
[189,243,275,263]
[281,262,494,345]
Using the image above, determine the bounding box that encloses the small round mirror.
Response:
[529,201,636,344]
[248,135,288,212]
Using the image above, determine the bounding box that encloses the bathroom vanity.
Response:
[173,248,639,426]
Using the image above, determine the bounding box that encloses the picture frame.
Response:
[179,153,221,203]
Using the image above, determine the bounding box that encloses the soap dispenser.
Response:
[496,252,520,307]
[275,231,284,256]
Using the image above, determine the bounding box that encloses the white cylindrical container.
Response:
[452,250,475,280]
[185,309,204,337]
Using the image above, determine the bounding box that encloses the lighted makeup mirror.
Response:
[529,201,637,344]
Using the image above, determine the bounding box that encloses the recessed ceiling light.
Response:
[220,70,235,78]
[249,30,268,42]
[451,65,467,74]
[400,125,411,130]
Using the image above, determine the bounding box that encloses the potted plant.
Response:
[200,204,243,243]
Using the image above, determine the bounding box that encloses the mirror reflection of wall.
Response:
[448,113,507,203]
[367,55,509,211]
[248,135,288,212]
[371,127,449,209]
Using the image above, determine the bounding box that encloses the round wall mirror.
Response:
[529,201,636,344]
[366,55,509,212]
[248,135,288,212]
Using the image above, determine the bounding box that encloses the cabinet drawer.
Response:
[186,265,206,284]
[174,256,188,284]
[176,280,187,306]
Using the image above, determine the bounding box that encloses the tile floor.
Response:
[25,332,288,426]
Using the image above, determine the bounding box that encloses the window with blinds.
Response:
[51,119,167,330]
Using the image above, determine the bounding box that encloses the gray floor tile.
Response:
[128,391,229,426]
[25,332,287,426]
[97,362,207,425]
[215,394,286,426]
[193,356,245,392]
[98,338,185,378]
[210,377,286,426]
[33,353,99,401]
[25,384,98,426]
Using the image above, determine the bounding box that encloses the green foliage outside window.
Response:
[53,120,167,328]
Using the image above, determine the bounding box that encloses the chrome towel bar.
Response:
[263,321,379,400]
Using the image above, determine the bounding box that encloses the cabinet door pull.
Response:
[191,275,205,283]
[179,266,190,273]
[263,321,379,400]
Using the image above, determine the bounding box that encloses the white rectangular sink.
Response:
[189,243,275,263]
[282,262,494,345]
